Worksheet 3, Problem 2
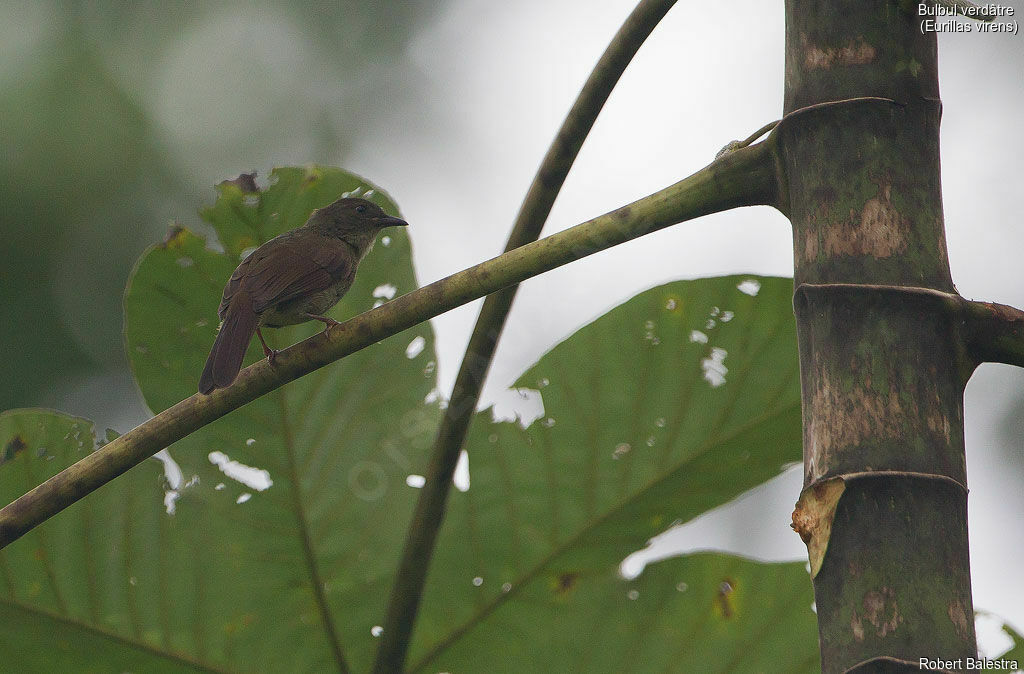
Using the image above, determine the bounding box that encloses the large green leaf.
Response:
[410,276,818,671]
[121,167,437,672]
[0,410,209,673]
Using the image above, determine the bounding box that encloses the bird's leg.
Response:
[256,328,280,365]
[304,313,342,337]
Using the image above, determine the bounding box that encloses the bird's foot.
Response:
[256,328,280,365]
[305,313,341,337]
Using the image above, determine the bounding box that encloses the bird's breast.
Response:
[259,278,353,328]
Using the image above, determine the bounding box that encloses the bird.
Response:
[198,197,408,394]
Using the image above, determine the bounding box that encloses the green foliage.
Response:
[412,276,818,671]
[0,410,208,673]
[0,37,165,411]
[1000,622,1024,661]
[121,167,437,671]
[2,169,818,671]
[418,552,818,672]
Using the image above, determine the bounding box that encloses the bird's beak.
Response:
[377,215,408,228]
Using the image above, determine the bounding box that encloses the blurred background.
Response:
[2,0,1022,653]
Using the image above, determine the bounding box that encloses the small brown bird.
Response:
[198,197,408,394]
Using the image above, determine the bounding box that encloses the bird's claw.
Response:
[256,328,279,366]
[322,318,341,337]
[305,313,341,337]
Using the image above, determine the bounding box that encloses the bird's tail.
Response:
[199,294,258,394]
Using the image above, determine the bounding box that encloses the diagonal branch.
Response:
[0,138,779,552]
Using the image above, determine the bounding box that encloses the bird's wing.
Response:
[217,254,252,320]
[239,233,356,313]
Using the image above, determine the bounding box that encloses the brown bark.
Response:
[781,2,977,669]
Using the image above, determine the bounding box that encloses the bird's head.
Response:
[306,197,408,257]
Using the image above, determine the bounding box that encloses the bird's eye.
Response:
[355,204,367,214]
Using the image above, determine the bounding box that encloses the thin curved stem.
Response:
[372,2,679,670]
[0,139,779,552]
